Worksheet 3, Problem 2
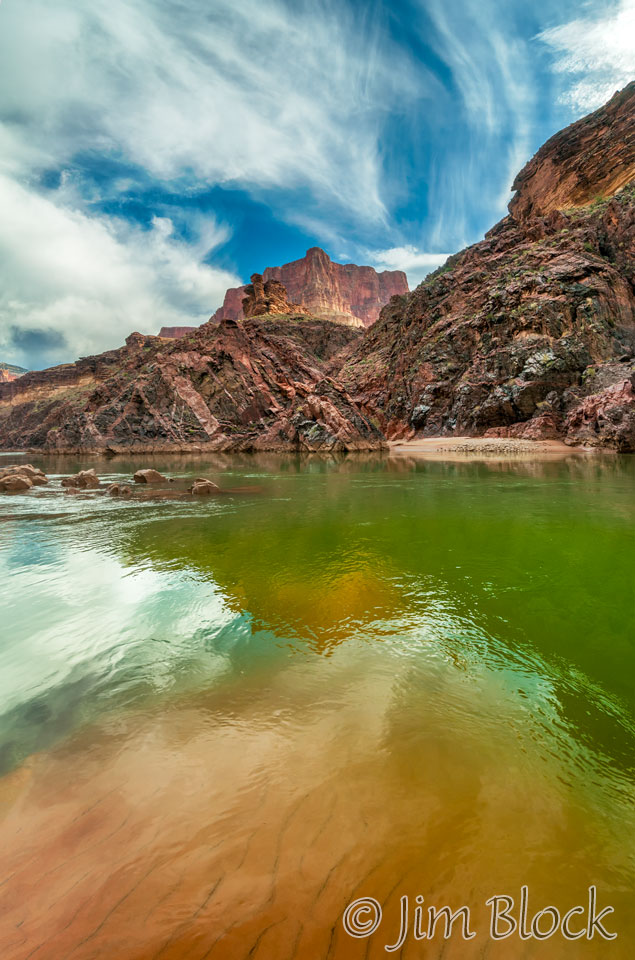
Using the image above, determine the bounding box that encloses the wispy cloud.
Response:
[368,246,451,288]
[0,0,420,224]
[538,0,635,112]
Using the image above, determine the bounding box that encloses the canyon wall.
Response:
[211,247,408,328]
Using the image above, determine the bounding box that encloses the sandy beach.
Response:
[388,437,595,460]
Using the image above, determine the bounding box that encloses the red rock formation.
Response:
[241,274,305,318]
[0,362,27,383]
[211,247,408,327]
[509,82,635,221]
[341,84,635,451]
[0,317,382,453]
[158,326,196,339]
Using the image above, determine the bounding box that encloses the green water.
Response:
[0,450,634,958]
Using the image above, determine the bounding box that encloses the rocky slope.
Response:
[0,362,27,383]
[211,247,408,328]
[340,84,635,451]
[0,316,383,453]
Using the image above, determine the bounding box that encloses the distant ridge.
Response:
[0,361,27,383]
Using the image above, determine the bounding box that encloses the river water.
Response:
[0,451,633,959]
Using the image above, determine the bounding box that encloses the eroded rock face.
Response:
[341,184,635,450]
[241,274,304,318]
[212,248,408,328]
[509,82,635,221]
[0,316,382,453]
[340,84,635,451]
[0,363,27,383]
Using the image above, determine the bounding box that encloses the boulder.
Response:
[107,482,133,496]
[61,468,100,489]
[0,464,48,484]
[133,469,167,483]
[0,474,33,492]
[190,478,220,495]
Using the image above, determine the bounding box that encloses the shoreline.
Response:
[387,437,600,460]
[0,436,623,462]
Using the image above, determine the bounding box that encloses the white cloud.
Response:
[0,0,422,224]
[368,246,451,288]
[415,0,536,240]
[0,172,239,369]
[538,0,635,112]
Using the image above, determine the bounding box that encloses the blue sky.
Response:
[0,0,633,370]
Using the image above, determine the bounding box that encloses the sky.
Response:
[0,0,633,370]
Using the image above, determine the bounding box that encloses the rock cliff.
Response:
[509,83,635,222]
[0,362,27,383]
[340,84,635,451]
[0,320,383,453]
[211,247,408,328]
[241,274,304,317]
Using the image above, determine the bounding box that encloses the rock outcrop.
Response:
[340,85,635,451]
[211,247,408,328]
[509,82,635,221]
[241,274,304,318]
[0,362,27,383]
[0,316,382,453]
[158,326,196,340]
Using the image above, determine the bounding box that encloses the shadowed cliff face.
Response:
[211,247,409,328]
[340,85,635,451]
[0,318,383,453]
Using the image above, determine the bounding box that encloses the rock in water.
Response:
[0,475,33,492]
[133,469,168,484]
[106,483,133,496]
[61,469,100,489]
[190,478,220,495]
[0,464,47,484]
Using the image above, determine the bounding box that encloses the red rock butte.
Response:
[211,246,408,329]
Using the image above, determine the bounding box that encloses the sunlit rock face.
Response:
[211,246,409,328]
[0,362,27,383]
[509,82,635,222]
[340,84,635,451]
[241,273,304,318]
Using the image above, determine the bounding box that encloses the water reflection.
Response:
[0,452,633,958]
